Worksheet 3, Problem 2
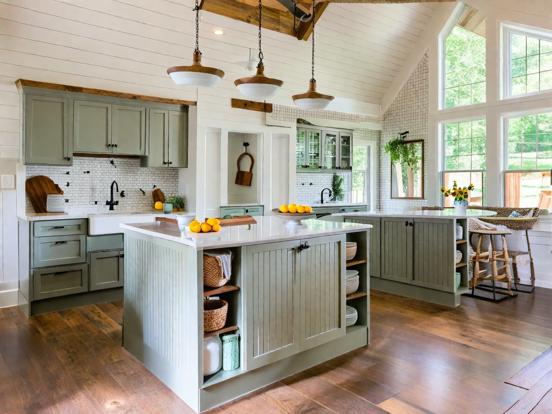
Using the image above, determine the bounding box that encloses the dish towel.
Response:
[204,250,232,280]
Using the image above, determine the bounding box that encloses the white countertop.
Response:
[20,209,195,222]
[121,216,372,250]
[333,209,497,219]
[311,203,368,208]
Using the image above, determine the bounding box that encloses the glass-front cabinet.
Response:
[339,132,352,169]
[297,126,353,170]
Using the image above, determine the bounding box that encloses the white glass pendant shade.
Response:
[235,63,283,100]
[167,51,224,87]
[293,79,334,110]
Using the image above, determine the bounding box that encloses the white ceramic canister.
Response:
[203,335,222,376]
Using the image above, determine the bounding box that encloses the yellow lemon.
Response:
[206,217,219,226]
[190,219,200,227]
[201,223,212,233]
[189,223,201,233]
[279,204,289,213]
[212,224,221,232]
[297,205,305,214]
[288,204,297,214]
[154,201,163,210]
[305,205,313,213]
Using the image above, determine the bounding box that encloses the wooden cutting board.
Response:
[152,188,165,204]
[26,175,64,213]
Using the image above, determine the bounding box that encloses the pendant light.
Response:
[235,0,283,100]
[292,0,334,110]
[167,0,224,87]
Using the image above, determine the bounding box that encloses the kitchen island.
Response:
[121,216,371,413]
[327,209,496,308]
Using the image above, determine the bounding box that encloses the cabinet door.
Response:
[297,235,345,351]
[381,218,412,282]
[322,131,338,169]
[74,100,111,153]
[296,128,307,168]
[32,264,88,301]
[112,105,146,155]
[306,129,322,168]
[339,132,352,169]
[412,219,455,292]
[24,94,72,165]
[167,110,188,167]
[244,241,300,370]
[144,108,168,167]
[89,250,124,291]
[346,217,380,277]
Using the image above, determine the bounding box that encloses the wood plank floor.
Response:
[1,288,551,413]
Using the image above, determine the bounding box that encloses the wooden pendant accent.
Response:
[231,98,273,113]
[15,79,197,106]
[234,63,283,87]
[292,79,334,102]
[167,50,225,78]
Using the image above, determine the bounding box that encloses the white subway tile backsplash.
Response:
[26,156,179,213]
[296,172,352,205]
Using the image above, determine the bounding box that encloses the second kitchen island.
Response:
[121,217,371,413]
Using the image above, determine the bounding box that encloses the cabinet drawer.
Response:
[87,234,124,252]
[243,206,264,216]
[33,219,87,237]
[33,235,86,268]
[89,250,124,291]
[220,207,246,217]
[32,264,88,300]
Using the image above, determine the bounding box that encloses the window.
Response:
[442,119,486,206]
[352,145,370,205]
[506,27,552,97]
[504,112,552,208]
[444,25,486,108]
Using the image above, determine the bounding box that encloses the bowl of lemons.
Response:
[273,204,315,223]
[189,218,222,234]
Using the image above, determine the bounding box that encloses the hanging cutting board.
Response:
[152,188,165,204]
[26,175,64,213]
[235,151,255,187]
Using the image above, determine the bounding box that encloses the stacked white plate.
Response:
[346,305,358,327]
[46,194,65,213]
[346,269,360,295]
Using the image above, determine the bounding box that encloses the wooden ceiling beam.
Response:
[296,1,329,40]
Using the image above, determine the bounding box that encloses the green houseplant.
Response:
[331,173,344,202]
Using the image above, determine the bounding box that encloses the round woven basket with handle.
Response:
[203,255,229,288]
[204,299,228,332]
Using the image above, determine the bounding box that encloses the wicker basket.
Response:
[203,255,229,288]
[204,299,228,332]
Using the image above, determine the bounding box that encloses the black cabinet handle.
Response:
[52,226,65,230]
[405,221,409,227]
[54,241,67,245]
[297,242,311,253]
[64,156,71,161]
[168,161,173,165]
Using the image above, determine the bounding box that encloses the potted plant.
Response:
[441,181,475,214]
[384,131,422,198]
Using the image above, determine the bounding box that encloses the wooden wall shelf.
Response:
[204,325,238,338]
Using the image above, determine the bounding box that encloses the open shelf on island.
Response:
[455,262,467,269]
[346,259,367,268]
[204,285,240,297]
[204,325,239,338]
[347,291,368,301]
[456,239,467,245]
[346,325,366,335]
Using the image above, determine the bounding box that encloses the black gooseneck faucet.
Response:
[106,180,119,211]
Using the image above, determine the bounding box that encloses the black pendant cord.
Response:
[311,0,316,82]
[258,0,264,65]
[194,0,200,55]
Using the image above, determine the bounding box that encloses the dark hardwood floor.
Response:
[1,289,551,414]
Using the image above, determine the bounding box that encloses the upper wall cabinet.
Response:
[19,80,190,166]
[142,108,188,168]
[74,101,146,156]
[24,92,72,166]
[297,126,353,171]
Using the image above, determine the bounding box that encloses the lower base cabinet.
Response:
[89,250,124,291]
[243,235,345,371]
[32,264,89,301]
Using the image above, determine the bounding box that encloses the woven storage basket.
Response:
[203,255,229,288]
[204,299,228,332]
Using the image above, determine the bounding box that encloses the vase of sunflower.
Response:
[440,181,475,215]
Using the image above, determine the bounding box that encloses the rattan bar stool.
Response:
[466,229,517,302]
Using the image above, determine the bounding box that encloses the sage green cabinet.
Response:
[220,205,264,218]
[24,94,72,165]
[111,105,146,155]
[34,219,87,238]
[143,108,187,167]
[33,235,87,268]
[243,235,345,370]
[89,250,124,291]
[32,263,88,301]
[381,218,412,283]
[74,100,111,153]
